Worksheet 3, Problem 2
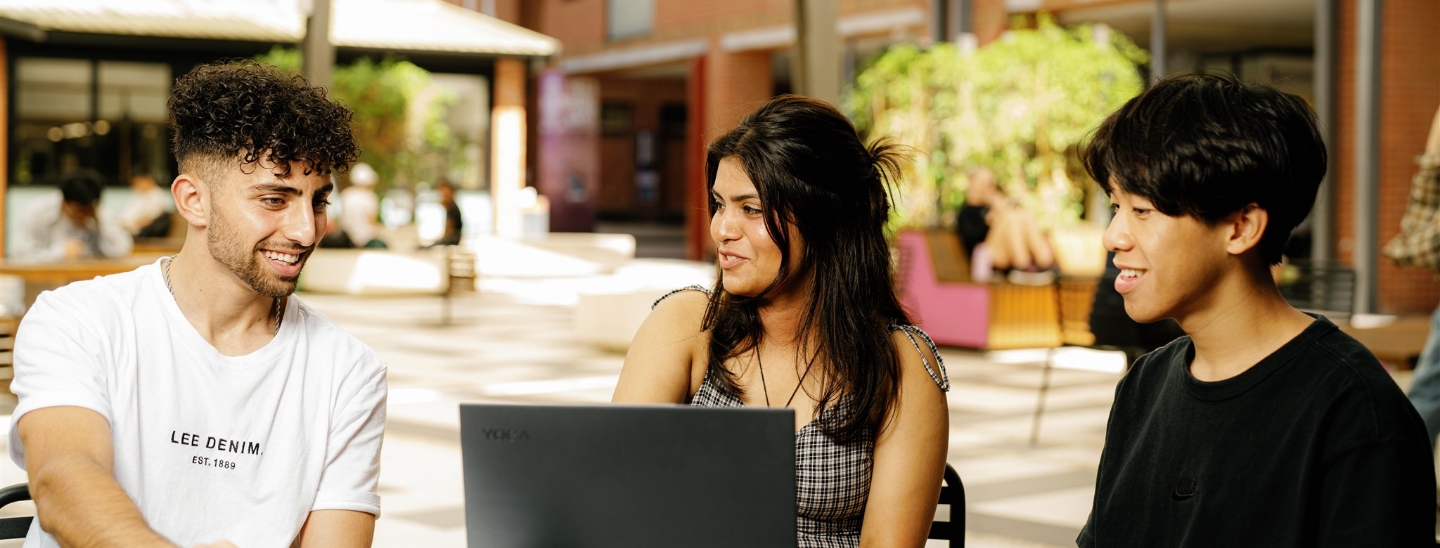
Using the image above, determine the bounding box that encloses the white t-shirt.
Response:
[9,259,387,547]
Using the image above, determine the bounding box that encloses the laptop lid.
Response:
[460,403,797,548]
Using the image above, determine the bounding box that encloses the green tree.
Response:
[256,47,455,192]
[845,15,1146,232]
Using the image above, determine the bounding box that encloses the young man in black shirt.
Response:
[1077,73,1436,546]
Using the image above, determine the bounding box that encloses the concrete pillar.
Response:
[930,0,972,44]
[1312,0,1336,263]
[1150,0,1167,83]
[491,58,527,239]
[1352,0,1380,314]
[791,0,839,106]
[302,0,334,90]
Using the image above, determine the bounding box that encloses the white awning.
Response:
[0,0,559,57]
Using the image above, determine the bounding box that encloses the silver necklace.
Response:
[164,255,281,335]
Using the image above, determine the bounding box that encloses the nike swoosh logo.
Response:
[1172,477,1198,500]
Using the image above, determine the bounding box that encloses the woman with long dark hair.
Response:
[613,95,950,547]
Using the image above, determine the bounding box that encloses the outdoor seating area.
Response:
[0,0,1437,546]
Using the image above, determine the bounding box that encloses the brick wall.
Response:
[595,78,689,213]
[532,0,927,57]
[438,0,520,23]
[1336,0,1440,314]
[532,0,608,52]
[973,0,1007,45]
[1334,0,1355,267]
[703,47,774,138]
[494,0,522,24]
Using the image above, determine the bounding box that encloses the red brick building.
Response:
[475,0,1438,315]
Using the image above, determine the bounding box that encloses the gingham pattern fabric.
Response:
[1383,154,1440,270]
[664,286,949,547]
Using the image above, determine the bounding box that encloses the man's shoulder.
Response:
[1124,337,1191,383]
[288,297,385,371]
[1275,323,1426,448]
[35,263,158,314]
[1294,322,1402,393]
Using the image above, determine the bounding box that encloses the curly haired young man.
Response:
[9,61,386,548]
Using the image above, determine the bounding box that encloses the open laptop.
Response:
[459,403,797,548]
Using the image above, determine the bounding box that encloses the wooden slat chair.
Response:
[0,317,16,406]
[441,246,478,325]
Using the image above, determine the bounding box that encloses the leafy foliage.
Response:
[845,15,1146,231]
[256,47,456,192]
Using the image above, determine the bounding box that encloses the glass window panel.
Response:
[11,58,174,187]
[608,0,653,41]
[16,58,91,121]
[98,61,171,123]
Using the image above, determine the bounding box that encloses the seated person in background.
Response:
[119,171,173,238]
[11,169,133,261]
[1078,73,1435,546]
[435,180,464,246]
[955,166,1054,275]
[339,162,385,248]
[614,95,950,548]
[11,60,386,548]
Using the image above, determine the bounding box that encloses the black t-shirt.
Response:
[1079,316,1436,547]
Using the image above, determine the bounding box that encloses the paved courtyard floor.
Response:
[0,252,1420,547]
[306,272,1129,548]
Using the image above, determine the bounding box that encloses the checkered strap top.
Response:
[655,287,949,547]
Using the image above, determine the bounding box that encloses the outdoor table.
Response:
[1337,316,1432,370]
[0,254,167,311]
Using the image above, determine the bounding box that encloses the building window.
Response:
[601,102,634,136]
[607,0,653,41]
[13,57,172,186]
[659,103,686,139]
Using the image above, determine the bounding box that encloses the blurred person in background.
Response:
[339,162,385,248]
[434,179,464,246]
[12,169,133,261]
[954,166,1055,282]
[119,170,173,238]
[614,95,949,548]
[1384,103,1440,450]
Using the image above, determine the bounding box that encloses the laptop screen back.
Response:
[460,403,797,548]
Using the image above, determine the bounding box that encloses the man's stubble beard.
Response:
[206,204,301,299]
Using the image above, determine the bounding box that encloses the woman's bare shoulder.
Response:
[615,287,712,403]
[646,287,710,338]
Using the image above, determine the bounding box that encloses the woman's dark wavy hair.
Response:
[703,95,910,445]
[1082,72,1327,266]
[168,60,359,180]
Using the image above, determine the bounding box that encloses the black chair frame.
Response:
[927,464,965,547]
[0,482,32,539]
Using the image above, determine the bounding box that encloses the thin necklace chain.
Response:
[756,342,818,409]
[164,255,281,335]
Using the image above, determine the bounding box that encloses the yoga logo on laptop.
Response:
[482,428,530,443]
